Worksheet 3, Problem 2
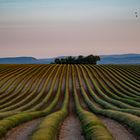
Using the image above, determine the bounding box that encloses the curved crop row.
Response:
[0,65,57,112]
[84,65,140,107]
[90,65,140,99]
[0,65,49,109]
[72,65,114,140]
[30,65,70,140]
[96,65,140,95]
[76,65,140,136]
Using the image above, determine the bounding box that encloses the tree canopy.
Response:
[54,55,100,64]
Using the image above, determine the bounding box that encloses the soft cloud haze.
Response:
[0,0,140,58]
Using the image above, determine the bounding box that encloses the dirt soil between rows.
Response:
[2,118,42,140]
[59,114,84,140]
[58,77,85,140]
[99,116,138,140]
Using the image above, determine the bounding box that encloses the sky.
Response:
[0,0,140,58]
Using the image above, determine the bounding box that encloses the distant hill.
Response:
[0,57,55,64]
[38,58,55,64]
[0,57,39,64]
[0,54,139,64]
[98,54,140,64]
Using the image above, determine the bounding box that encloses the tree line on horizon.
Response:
[53,55,100,64]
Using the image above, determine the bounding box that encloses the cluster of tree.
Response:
[54,55,100,64]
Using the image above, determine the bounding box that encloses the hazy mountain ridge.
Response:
[98,54,140,64]
[0,54,139,64]
[0,57,38,64]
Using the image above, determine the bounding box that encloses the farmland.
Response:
[0,64,140,140]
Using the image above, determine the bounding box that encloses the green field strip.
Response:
[0,64,139,139]
[0,66,21,77]
[82,84,140,117]
[78,65,136,109]
[84,65,140,107]
[76,65,120,110]
[0,65,56,112]
[81,67,140,116]
[105,66,140,88]
[0,65,24,76]
[97,65,140,96]
[0,65,46,100]
[0,66,27,90]
[0,66,38,99]
[31,65,65,111]
[0,66,49,111]
[13,65,61,112]
[77,66,140,117]
[72,65,114,140]
[0,67,34,95]
[0,111,47,138]
[0,65,48,108]
[93,65,140,98]
[27,65,64,112]
[90,65,140,99]
[108,65,140,83]
[80,84,140,136]
[0,65,33,86]
[42,65,66,112]
[109,65,140,78]
[0,66,34,94]
[30,65,69,140]
[101,66,140,92]
[76,66,140,136]
[107,65,140,79]
[103,64,140,83]
[0,65,57,112]
[88,65,139,100]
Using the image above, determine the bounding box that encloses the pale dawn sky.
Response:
[0,0,140,58]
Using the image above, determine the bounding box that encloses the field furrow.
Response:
[0,64,139,140]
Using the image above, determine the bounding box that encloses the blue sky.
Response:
[0,0,139,18]
[0,0,140,58]
[0,0,139,7]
